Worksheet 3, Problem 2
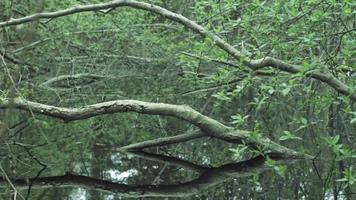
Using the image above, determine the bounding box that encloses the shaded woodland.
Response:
[0,0,355,199]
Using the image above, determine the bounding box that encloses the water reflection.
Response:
[0,150,298,198]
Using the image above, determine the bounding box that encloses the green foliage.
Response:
[229,144,249,160]
[324,135,356,160]
[337,167,356,186]
[280,83,292,96]
[0,0,355,199]
[251,122,263,140]
[212,90,231,102]
[294,117,310,132]
[265,157,287,178]
[230,113,249,128]
[279,130,302,141]
[349,111,356,124]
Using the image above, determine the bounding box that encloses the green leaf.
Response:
[229,145,249,160]
[281,87,291,96]
[350,118,356,124]
[279,130,302,141]
[301,117,308,125]
[266,157,287,177]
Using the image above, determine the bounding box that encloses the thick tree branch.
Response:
[0,97,231,134]
[0,0,354,100]
[0,97,310,158]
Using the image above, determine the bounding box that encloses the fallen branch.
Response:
[0,97,310,158]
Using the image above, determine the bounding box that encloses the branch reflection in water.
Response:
[0,150,299,198]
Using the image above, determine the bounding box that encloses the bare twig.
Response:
[0,164,25,200]
[119,131,205,151]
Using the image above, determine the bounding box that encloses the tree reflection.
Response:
[0,151,298,198]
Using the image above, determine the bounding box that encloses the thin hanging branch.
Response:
[0,0,354,100]
[119,130,205,151]
[124,151,209,173]
[40,73,108,87]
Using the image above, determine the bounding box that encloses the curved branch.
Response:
[40,73,108,87]
[0,0,354,100]
[0,97,231,134]
[0,97,310,159]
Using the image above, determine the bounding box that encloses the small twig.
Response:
[11,39,50,54]
[119,131,205,151]
[182,77,245,96]
[181,52,241,68]
[312,150,322,181]
[97,8,115,14]
[18,146,47,200]
[0,164,25,200]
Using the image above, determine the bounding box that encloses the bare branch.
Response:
[0,97,311,158]
[119,130,205,151]
[0,165,25,200]
[181,52,241,68]
[182,77,245,96]
[11,38,50,54]
[0,97,231,133]
[53,55,165,63]
[40,73,109,88]
[124,151,209,173]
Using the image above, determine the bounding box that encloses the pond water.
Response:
[0,80,355,199]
